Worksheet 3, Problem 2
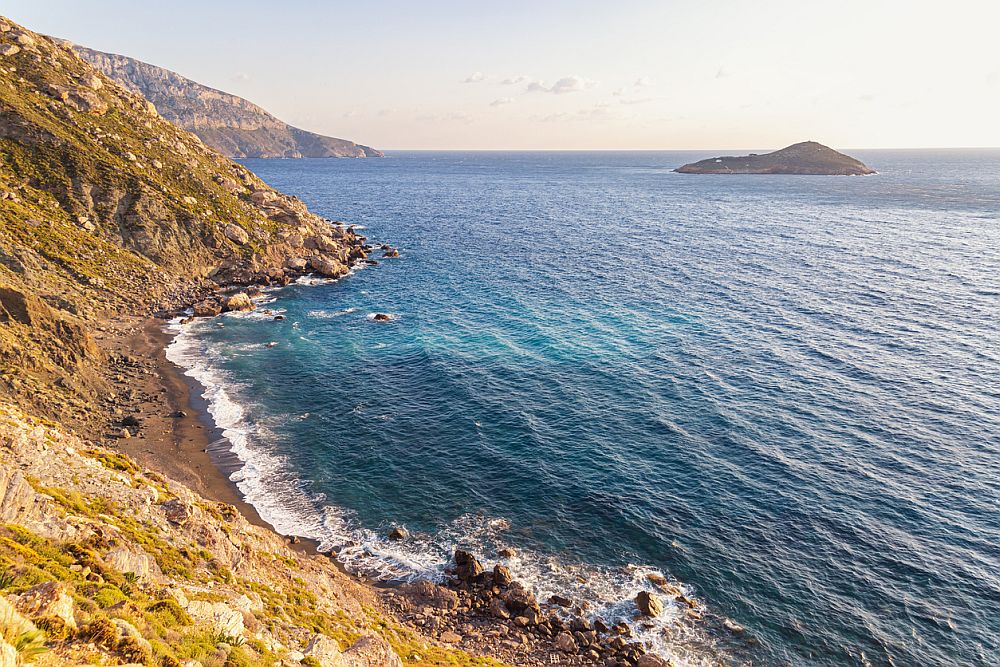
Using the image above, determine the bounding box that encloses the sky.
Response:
[5,0,1000,150]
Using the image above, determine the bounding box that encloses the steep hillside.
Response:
[0,16,674,667]
[74,47,383,159]
[0,17,370,424]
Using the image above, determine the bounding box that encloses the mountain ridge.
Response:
[72,45,383,159]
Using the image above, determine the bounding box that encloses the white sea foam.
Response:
[307,307,357,319]
[164,312,720,666]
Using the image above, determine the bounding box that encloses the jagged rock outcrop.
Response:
[675,141,876,175]
[73,46,383,159]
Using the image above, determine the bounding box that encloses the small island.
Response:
[675,141,876,175]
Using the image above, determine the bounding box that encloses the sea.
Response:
[165,150,1000,666]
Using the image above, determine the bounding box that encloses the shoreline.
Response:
[108,316,326,557]
[98,310,697,666]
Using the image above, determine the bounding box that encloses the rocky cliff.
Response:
[0,16,381,422]
[0,15,498,667]
[0,16,679,667]
[73,47,383,159]
[674,141,875,175]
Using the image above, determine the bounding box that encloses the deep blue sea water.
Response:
[168,151,1000,666]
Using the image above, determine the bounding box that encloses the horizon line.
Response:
[361,146,1000,153]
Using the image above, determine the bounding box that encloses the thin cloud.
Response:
[611,87,626,97]
[501,75,528,85]
[418,111,475,124]
[526,75,597,94]
[232,72,251,82]
[464,71,485,83]
[490,97,514,107]
[532,104,610,122]
[619,96,663,105]
[634,76,652,88]
[715,66,730,79]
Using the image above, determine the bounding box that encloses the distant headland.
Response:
[675,141,875,175]
[71,45,384,159]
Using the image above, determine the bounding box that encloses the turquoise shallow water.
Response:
[168,151,1000,666]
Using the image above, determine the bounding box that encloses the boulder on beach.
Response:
[223,292,254,312]
[309,255,348,278]
[193,299,222,317]
[388,526,409,541]
[493,564,513,587]
[453,549,484,581]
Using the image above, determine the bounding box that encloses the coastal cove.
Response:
[169,150,1000,667]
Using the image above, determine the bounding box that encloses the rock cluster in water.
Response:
[385,548,674,666]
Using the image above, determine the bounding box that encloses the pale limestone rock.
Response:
[223,292,254,312]
[0,640,14,667]
[303,634,344,666]
[0,465,44,524]
[341,635,404,667]
[104,546,162,582]
[83,73,103,90]
[185,600,244,637]
[224,223,250,245]
[15,581,77,630]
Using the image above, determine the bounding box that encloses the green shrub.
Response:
[146,599,192,627]
[118,634,152,664]
[34,615,71,640]
[82,615,117,649]
[94,585,128,608]
[13,629,48,659]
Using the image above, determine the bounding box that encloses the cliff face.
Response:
[0,16,372,428]
[73,47,383,159]
[0,16,499,667]
[675,141,875,175]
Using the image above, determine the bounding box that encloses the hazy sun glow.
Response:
[7,0,1000,149]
